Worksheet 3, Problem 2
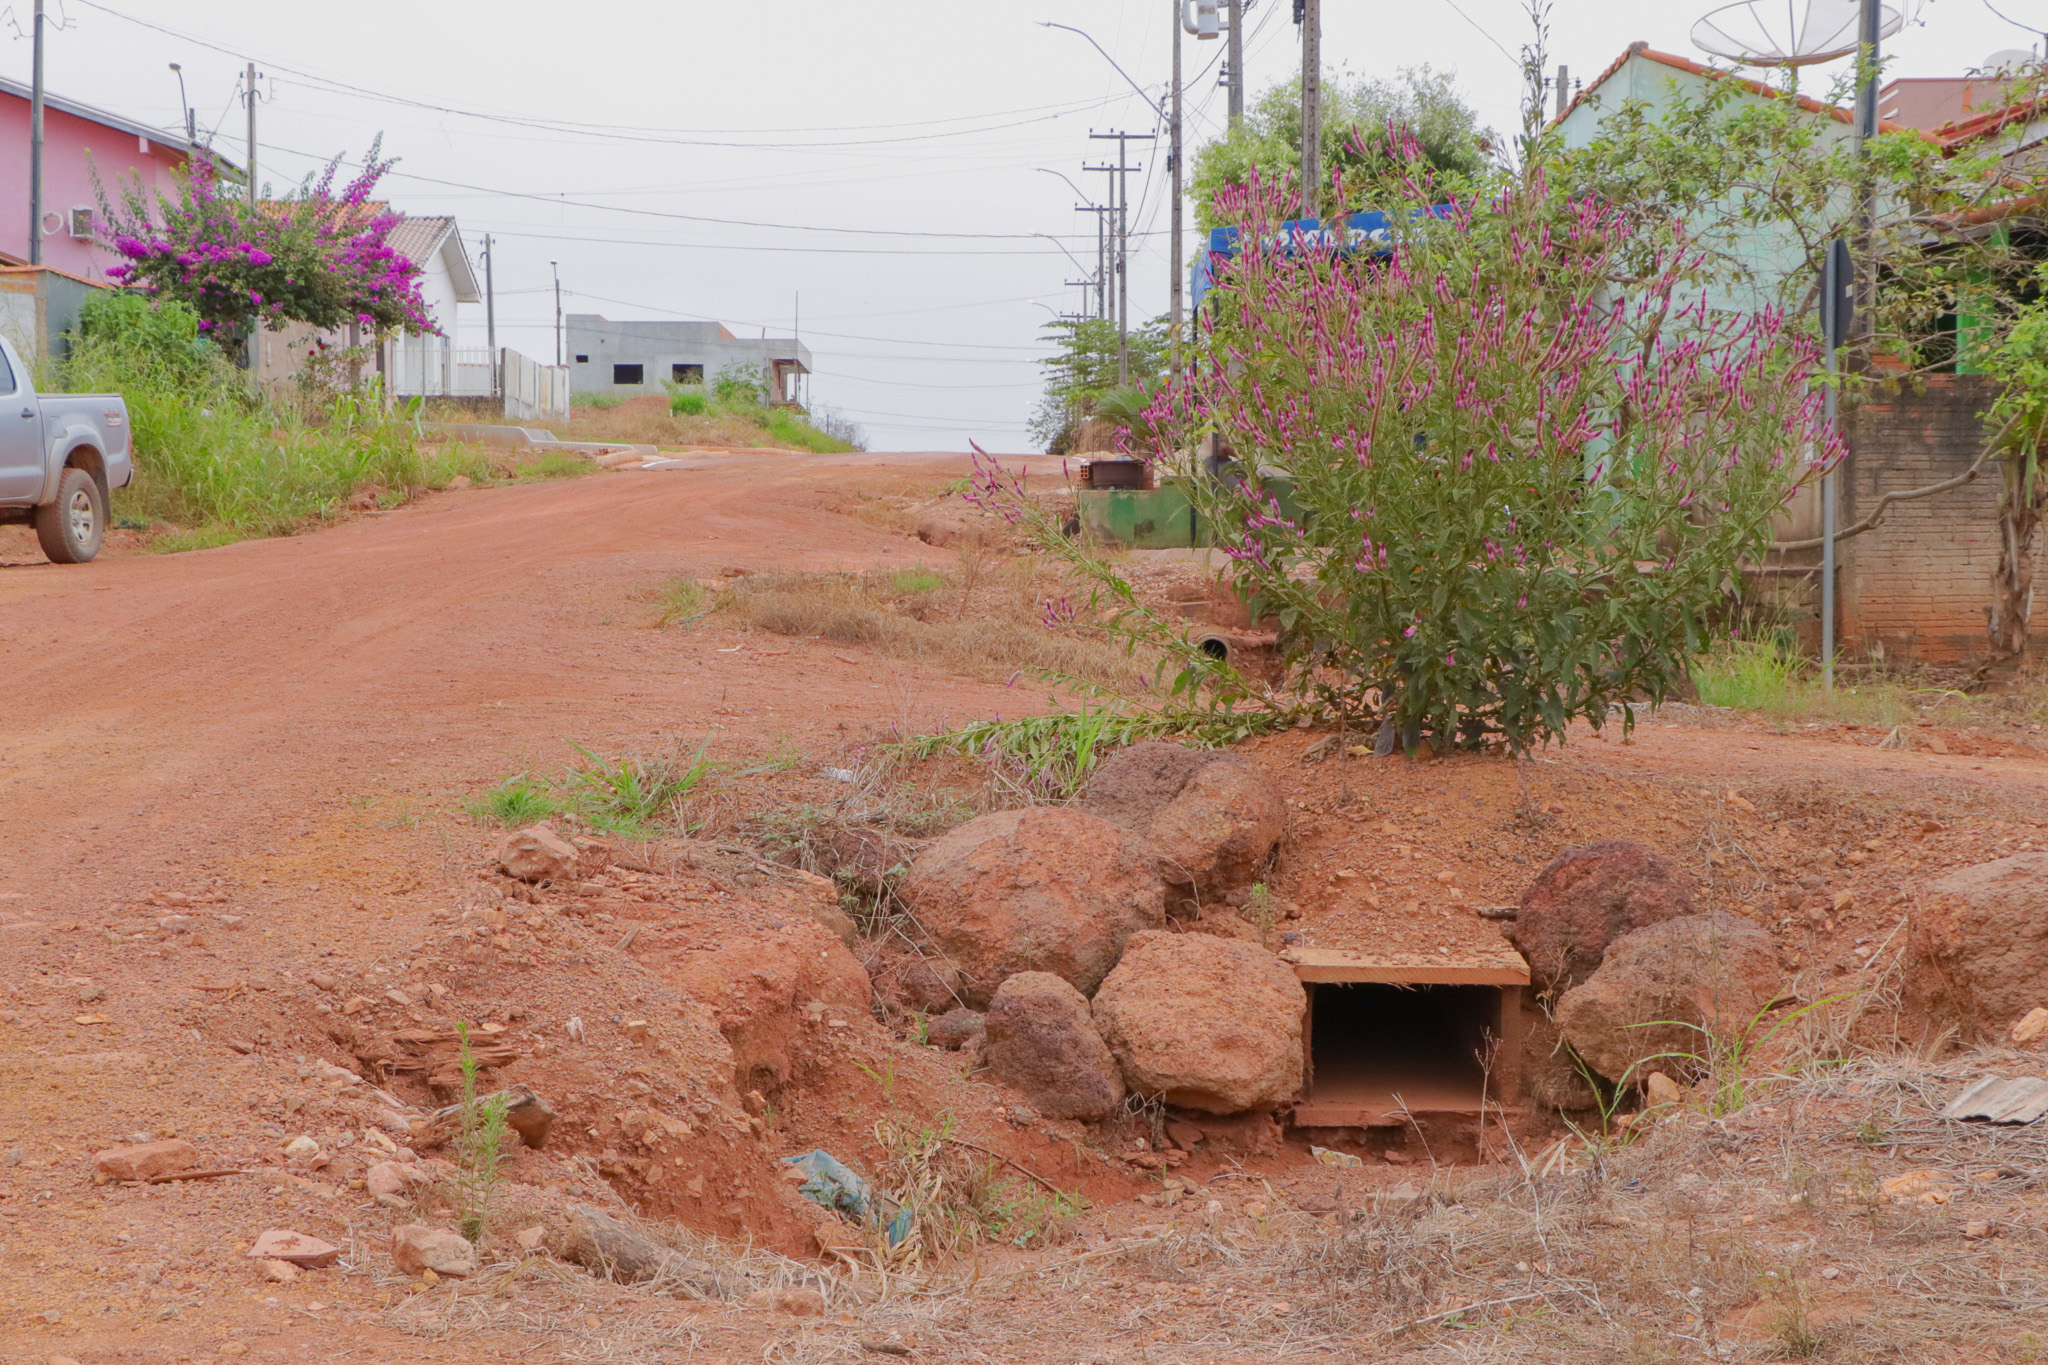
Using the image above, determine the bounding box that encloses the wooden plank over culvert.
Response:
[1282,945,1533,1129]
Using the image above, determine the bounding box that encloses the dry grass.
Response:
[717,564,1154,692]
[555,395,787,450]
[335,1043,2045,1365]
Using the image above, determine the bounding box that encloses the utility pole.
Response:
[28,0,44,266]
[1554,64,1570,122]
[1087,131,1153,384]
[1299,0,1321,212]
[1170,0,1184,354]
[1081,205,1111,319]
[550,261,562,367]
[1227,0,1245,126]
[245,62,258,208]
[483,234,498,401]
[245,61,260,393]
[1849,0,1881,344]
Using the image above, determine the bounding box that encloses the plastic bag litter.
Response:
[1310,1144,1363,1169]
[784,1149,915,1247]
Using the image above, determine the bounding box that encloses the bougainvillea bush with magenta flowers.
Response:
[1141,136,1835,753]
[94,138,435,347]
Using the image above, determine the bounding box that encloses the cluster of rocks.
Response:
[895,743,1301,1120]
[1512,839,1781,1085]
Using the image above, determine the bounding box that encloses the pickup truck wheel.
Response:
[35,466,106,565]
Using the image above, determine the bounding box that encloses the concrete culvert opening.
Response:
[1285,956,1528,1127]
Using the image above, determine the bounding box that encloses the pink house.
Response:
[0,72,215,279]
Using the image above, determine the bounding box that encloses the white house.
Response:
[377,214,484,398]
[256,211,481,397]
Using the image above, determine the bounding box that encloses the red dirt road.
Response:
[0,454,1042,911]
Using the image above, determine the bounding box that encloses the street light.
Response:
[1038,21,1165,116]
[1034,166,1096,204]
[168,63,194,144]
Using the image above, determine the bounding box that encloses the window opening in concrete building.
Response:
[1296,980,1511,1127]
[672,363,703,383]
[575,354,589,364]
[613,363,644,385]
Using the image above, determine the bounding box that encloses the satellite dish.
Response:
[1692,0,1906,68]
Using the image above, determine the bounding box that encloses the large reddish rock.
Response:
[93,1139,195,1182]
[1079,743,1285,897]
[1918,854,2048,1034]
[391,1223,479,1278]
[1554,912,1780,1084]
[1091,932,1304,1113]
[900,808,1166,1005]
[499,824,575,883]
[1509,840,1695,995]
[984,973,1125,1121]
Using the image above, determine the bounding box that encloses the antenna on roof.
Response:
[1691,0,1907,66]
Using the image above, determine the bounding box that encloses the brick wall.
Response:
[1838,375,2031,663]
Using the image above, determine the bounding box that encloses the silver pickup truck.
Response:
[0,334,132,564]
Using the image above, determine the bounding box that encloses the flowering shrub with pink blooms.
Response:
[1143,140,1833,752]
[1146,150,1835,750]
[94,139,435,347]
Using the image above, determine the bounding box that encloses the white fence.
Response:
[501,347,570,423]
[386,338,567,422]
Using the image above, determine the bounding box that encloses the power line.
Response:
[73,0,1134,150]
[257,141,1110,242]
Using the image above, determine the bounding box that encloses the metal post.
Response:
[28,0,44,267]
[1170,0,1183,357]
[1820,239,1852,692]
[1227,0,1244,126]
[1300,0,1321,211]
[483,234,498,402]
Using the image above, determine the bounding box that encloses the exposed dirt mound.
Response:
[984,972,1125,1121]
[1510,839,1697,996]
[900,806,1167,1005]
[1555,911,1780,1083]
[1079,741,1286,898]
[1091,931,1304,1113]
[664,924,872,1096]
[1918,852,2048,1035]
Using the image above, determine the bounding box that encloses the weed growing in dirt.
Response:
[468,741,716,834]
[454,1022,512,1243]
[668,387,709,416]
[559,741,715,834]
[889,566,947,595]
[650,577,707,629]
[909,702,1288,801]
[466,773,564,827]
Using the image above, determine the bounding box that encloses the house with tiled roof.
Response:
[256,211,482,401]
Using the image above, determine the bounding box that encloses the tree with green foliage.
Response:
[1028,314,1171,453]
[1190,66,1494,227]
[1543,57,2048,656]
[1980,264,2048,657]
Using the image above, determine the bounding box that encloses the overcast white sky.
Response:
[6,0,2039,450]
